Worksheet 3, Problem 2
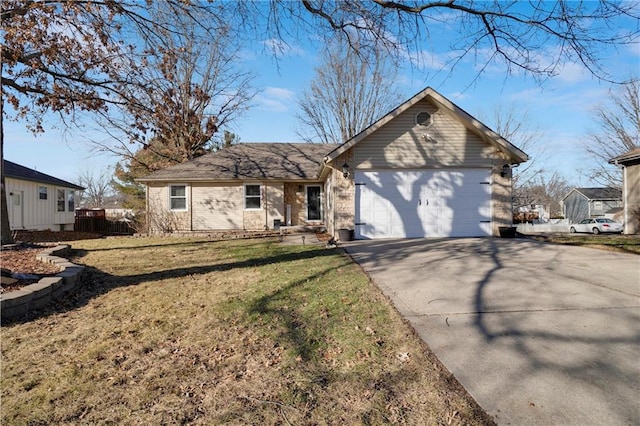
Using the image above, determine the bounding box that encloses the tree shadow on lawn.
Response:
[69,235,277,254]
[4,244,339,325]
[223,259,494,424]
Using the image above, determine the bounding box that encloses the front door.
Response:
[306,185,322,221]
[11,191,23,229]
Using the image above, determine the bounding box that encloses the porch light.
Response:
[501,164,510,178]
[342,162,350,178]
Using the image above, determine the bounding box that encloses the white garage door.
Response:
[355,169,492,239]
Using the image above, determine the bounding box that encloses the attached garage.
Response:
[324,87,529,239]
[355,169,492,238]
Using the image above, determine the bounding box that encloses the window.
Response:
[67,190,75,211]
[169,185,187,210]
[244,184,262,210]
[416,111,432,127]
[39,186,48,200]
[57,189,65,212]
[594,201,602,210]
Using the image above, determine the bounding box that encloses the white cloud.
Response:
[627,40,640,58]
[405,49,449,71]
[256,86,296,112]
[446,91,469,101]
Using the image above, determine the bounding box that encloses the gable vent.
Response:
[416,111,432,127]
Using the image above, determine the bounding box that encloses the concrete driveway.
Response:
[344,238,640,425]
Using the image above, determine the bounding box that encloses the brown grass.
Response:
[1,236,494,425]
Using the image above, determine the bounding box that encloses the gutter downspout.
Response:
[612,158,628,234]
[264,183,268,230]
[145,185,150,234]
[623,165,628,234]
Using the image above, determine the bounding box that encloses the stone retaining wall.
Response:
[1,245,85,322]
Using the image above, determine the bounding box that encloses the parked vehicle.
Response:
[569,218,623,234]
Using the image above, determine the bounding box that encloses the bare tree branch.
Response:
[296,37,402,143]
[584,79,640,186]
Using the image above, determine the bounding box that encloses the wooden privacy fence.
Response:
[75,209,135,235]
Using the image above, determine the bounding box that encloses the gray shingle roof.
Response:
[138,143,340,182]
[574,187,622,200]
[3,160,84,190]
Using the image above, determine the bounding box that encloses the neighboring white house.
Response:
[4,160,84,231]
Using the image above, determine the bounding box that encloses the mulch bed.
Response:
[1,231,102,294]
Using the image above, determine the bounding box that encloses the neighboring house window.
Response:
[57,189,65,212]
[39,186,48,200]
[244,184,262,210]
[594,201,602,211]
[67,190,75,211]
[169,185,187,211]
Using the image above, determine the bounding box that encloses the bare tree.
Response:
[91,4,256,167]
[483,105,550,202]
[258,1,639,83]
[1,0,224,243]
[515,172,571,218]
[585,79,640,187]
[76,168,114,208]
[296,38,402,143]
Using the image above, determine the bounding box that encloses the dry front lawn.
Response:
[1,236,493,425]
[527,233,640,254]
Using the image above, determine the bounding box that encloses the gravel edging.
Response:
[1,245,84,322]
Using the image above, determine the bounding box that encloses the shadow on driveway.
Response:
[345,238,640,425]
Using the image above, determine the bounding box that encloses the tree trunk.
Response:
[1,100,15,244]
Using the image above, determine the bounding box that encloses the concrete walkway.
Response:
[344,238,640,425]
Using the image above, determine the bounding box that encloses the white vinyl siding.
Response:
[5,178,76,231]
[353,99,497,169]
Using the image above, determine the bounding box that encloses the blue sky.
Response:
[4,5,639,186]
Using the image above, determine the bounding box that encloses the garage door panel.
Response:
[355,169,491,239]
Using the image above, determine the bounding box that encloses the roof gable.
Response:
[325,87,529,164]
[138,143,340,182]
[3,160,84,190]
